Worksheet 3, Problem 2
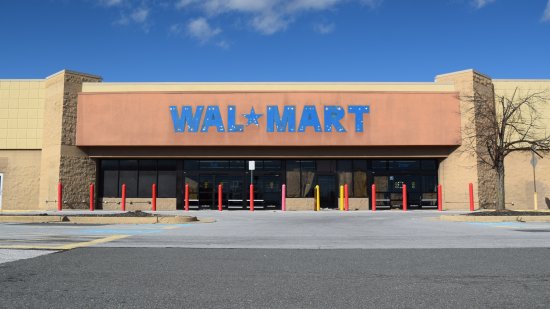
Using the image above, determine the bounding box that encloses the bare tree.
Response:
[463,88,550,210]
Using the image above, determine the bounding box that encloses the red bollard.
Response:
[437,184,442,211]
[250,184,255,212]
[57,182,63,211]
[152,183,157,211]
[89,183,95,211]
[184,184,189,211]
[371,184,376,211]
[469,183,474,211]
[281,184,286,211]
[402,184,407,211]
[121,184,126,211]
[218,184,222,211]
[344,184,349,211]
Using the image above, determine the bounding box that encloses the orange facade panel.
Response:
[76,92,461,147]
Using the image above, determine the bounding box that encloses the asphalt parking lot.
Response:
[1,211,550,308]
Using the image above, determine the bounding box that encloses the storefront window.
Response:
[119,160,138,198]
[421,160,437,170]
[372,160,388,170]
[184,160,199,170]
[317,160,334,173]
[300,160,316,198]
[337,160,353,196]
[389,160,420,170]
[158,160,176,198]
[200,160,229,169]
[229,160,245,169]
[138,160,156,198]
[353,160,367,171]
[101,160,119,198]
[185,175,199,200]
[286,160,300,198]
[262,160,282,170]
[354,171,368,197]
[98,158,437,209]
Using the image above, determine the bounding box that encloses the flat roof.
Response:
[81,82,456,93]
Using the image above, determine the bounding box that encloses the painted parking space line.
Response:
[77,224,188,235]
[465,221,550,230]
[57,234,129,250]
[0,234,129,250]
[0,224,188,250]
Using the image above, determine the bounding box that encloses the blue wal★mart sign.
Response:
[170,105,370,133]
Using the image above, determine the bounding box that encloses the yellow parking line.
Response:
[57,234,129,250]
[0,234,129,250]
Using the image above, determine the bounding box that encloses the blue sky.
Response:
[1,0,549,82]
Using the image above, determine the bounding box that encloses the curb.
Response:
[0,215,198,224]
[440,215,550,222]
[0,216,65,223]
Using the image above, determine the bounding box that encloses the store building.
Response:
[0,69,548,211]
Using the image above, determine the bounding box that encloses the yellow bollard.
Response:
[315,185,320,211]
[339,185,344,211]
[534,192,538,211]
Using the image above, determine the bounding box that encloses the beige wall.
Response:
[0,80,44,149]
[0,80,45,210]
[493,80,550,210]
[38,70,102,210]
[101,198,176,211]
[0,150,41,210]
[504,152,550,210]
[435,70,488,210]
[286,198,316,211]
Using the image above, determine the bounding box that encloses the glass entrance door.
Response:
[388,175,421,208]
[198,174,244,209]
[318,175,337,209]
[198,175,216,209]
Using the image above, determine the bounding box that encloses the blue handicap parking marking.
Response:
[466,222,526,228]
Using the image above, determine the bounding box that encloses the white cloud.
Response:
[173,0,355,35]
[472,0,496,9]
[130,7,149,23]
[542,0,550,22]
[313,22,335,34]
[169,23,185,35]
[216,40,230,49]
[101,0,383,36]
[186,17,222,43]
[114,6,151,32]
[286,0,342,12]
[175,0,197,10]
[359,0,383,8]
[252,12,290,34]
[99,0,124,7]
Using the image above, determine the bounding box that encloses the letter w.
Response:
[170,106,204,132]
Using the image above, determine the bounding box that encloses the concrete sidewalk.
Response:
[1,210,550,250]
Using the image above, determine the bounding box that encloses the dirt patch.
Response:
[1,211,157,217]
[67,210,155,217]
[466,210,550,216]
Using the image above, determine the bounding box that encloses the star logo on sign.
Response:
[242,107,263,126]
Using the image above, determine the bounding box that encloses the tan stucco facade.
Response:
[493,80,550,210]
[0,70,101,210]
[0,69,548,211]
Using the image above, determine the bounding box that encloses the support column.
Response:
[39,70,102,210]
